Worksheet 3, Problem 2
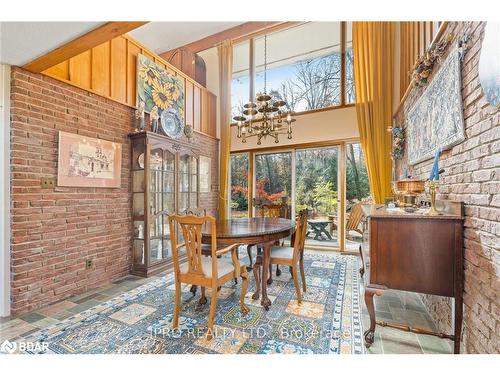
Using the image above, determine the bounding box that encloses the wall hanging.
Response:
[57,131,122,188]
[406,44,465,165]
[137,54,185,138]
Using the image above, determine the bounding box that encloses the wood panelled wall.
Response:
[42,35,217,138]
[399,21,442,100]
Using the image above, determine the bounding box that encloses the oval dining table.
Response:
[201,217,295,310]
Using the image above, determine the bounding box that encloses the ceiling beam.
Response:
[159,21,285,58]
[23,21,147,73]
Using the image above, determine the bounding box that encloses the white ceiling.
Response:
[128,22,244,54]
[0,22,104,66]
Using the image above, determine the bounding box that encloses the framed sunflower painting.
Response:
[137,54,185,127]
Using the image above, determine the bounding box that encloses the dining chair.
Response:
[181,208,237,296]
[247,202,288,274]
[266,209,308,303]
[182,208,207,217]
[169,214,249,340]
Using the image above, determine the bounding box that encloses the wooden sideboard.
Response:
[359,201,464,353]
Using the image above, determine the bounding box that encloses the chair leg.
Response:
[267,263,273,285]
[276,265,281,276]
[190,284,197,296]
[206,287,218,340]
[291,265,302,304]
[246,245,253,270]
[198,286,207,305]
[299,256,306,293]
[240,268,250,315]
[173,280,181,329]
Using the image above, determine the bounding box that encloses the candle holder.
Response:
[426,180,442,216]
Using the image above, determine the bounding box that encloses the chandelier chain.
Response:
[264,34,267,94]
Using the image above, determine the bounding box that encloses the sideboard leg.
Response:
[364,287,381,347]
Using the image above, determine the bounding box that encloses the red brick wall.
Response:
[395,22,499,353]
[9,67,219,315]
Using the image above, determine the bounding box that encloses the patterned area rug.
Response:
[21,252,364,354]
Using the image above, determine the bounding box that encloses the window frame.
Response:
[230,21,354,125]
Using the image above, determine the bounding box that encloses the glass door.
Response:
[149,148,174,263]
[254,151,292,217]
[295,147,339,249]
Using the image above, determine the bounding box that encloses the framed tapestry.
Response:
[406,45,465,165]
[137,54,185,128]
[57,131,122,188]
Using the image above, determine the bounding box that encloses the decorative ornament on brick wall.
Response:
[411,33,453,87]
[388,126,405,160]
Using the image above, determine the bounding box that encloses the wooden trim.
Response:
[230,137,360,155]
[159,22,284,57]
[233,22,304,46]
[339,142,346,252]
[123,34,207,91]
[0,65,11,317]
[248,151,254,216]
[23,22,147,73]
[340,22,346,107]
[394,21,449,117]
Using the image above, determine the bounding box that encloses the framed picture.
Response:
[137,54,185,127]
[57,131,122,188]
[199,156,211,193]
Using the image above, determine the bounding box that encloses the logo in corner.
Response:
[1,339,16,354]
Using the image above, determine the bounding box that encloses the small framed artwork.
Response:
[199,156,211,193]
[57,131,122,188]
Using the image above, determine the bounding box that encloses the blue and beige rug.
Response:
[21,252,364,354]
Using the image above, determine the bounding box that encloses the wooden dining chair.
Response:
[266,209,308,303]
[181,208,237,296]
[182,208,207,217]
[247,202,288,273]
[169,214,249,340]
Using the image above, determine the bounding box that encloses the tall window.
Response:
[230,153,249,218]
[231,22,355,117]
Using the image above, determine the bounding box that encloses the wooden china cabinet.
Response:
[130,131,199,277]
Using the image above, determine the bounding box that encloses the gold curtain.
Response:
[217,40,233,220]
[352,22,395,204]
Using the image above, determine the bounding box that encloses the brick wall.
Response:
[395,22,499,353]
[9,67,219,315]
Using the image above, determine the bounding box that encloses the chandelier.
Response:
[234,33,295,145]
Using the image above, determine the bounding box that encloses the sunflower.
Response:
[151,80,174,110]
[139,62,162,87]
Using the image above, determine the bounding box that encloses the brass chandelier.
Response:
[234,34,295,144]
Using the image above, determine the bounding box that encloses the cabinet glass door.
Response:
[132,142,145,265]
[149,148,175,263]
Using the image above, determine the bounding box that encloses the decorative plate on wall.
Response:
[160,108,184,139]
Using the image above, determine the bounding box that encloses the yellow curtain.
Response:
[352,22,395,204]
[217,39,233,220]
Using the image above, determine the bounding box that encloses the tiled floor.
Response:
[0,251,455,354]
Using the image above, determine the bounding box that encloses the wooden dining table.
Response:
[201,217,295,310]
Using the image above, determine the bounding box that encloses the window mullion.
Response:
[249,38,255,102]
[341,22,346,107]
